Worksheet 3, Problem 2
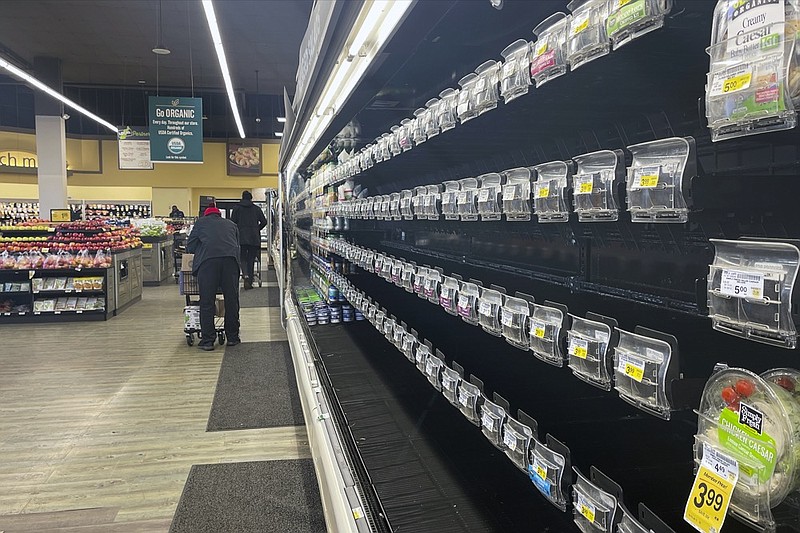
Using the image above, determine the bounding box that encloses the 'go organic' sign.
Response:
[148,96,203,164]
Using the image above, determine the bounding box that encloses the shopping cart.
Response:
[179,268,226,347]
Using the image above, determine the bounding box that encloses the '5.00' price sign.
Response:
[719,269,763,300]
[684,443,738,533]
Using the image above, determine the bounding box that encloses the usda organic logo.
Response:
[167,137,186,155]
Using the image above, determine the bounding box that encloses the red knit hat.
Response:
[204,206,221,216]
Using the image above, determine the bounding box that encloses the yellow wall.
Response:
[0,132,280,208]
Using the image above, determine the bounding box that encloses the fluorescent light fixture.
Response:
[201,0,246,139]
[286,0,413,176]
[0,56,118,134]
[275,132,284,137]
[277,117,286,123]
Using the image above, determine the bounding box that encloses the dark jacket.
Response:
[230,198,267,246]
[186,214,240,274]
[170,208,185,218]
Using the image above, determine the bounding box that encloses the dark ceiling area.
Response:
[0,0,313,138]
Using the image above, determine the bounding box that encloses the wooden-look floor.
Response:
[0,281,307,530]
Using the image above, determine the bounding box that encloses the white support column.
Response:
[36,115,68,217]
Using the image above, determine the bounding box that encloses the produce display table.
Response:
[141,235,173,286]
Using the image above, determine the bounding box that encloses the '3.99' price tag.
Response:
[684,443,738,533]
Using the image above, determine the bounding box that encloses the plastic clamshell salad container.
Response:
[531,13,570,87]
[414,342,431,374]
[607,0,672,50]
[500,39,532,104]
[457,73,480,124]
[424,269,443,304]
[572,467,618,533]
[502,416,534,471]
[438,88,459,132]
[412,108,428,146]
[424,98,441,139]
[530,439,569,511]
[693,366,800,531]
[502,167,533,221]
[412,186,427,219]
[625,137,693,224]
[441,366,461,407]
[567,314,614,390]
[572,149,624,222]
[481,398,507,449]
[533,160,573,223]
[439,275,460,316]
[390,258,403,286]
[413,266,428,298]
[401,331,418,363]
[477,173,503,221]
[441,180,461,221]
[474,60,501,115]
[423,184,442,220]
[398,119,413,152]
[457,380,483,426]
[389,192,401,220]
[707,0,798,141]
[613,328,674,419]
[566,0,611,70]
[456,177,480,221]
[457,281,481,325]
[478,288,504,336]
[530,302,568,367]
[501,296,532,351]
[401,262,417,293]
[388,126,402,156]
[424,353,445,391]
[400,189,414,220]
[707,239,800,349]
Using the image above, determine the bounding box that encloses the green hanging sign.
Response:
[148,96,203,163]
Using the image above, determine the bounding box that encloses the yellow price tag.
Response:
[619,0,633,6]
[536,43,548,57]
[722,72,752,94]
[574,345,588,359]
[579,181,593,194]
[535,463,548,480]
[534,327,546,339]
[624,362,645,382]
[638,175,658,187]
[573,18,590,35]
[537,186,550,198]
[684,445,738,533]
[579,501,596,523]
[142,243,153,249]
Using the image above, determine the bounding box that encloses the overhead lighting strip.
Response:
[201,0,246,139]
[0,56,119,134]
[286,0,414,176]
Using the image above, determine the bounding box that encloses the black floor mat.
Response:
[239,286,281,308]
[169,460,325,533]
[206,341,304,431]
[265,269,278,283]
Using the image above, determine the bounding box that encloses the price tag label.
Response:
[458,389,470,407]
[570,337,589,359]
[501,59,516,78]
[536,183,550,198]
[457,191,468,204]
[575,176,594,195]
[478,188,491,202]
[501,309,516,327]
[633,165,660,188]
[481,411,495,431]
[684,443,738,533]
[709,64,753,97]
[457,295,470,309]
[532,457,548,480]
[532,321,546,339]
[572,16,590,35]
[577,493,596,523]
[503,430,517,450]
[442,375,455,391]
[503,184,518,198]
[720,269,764,299]
[425,361,434,376]
[618,353,646,382]
[535,43,548,57]
[478,301,492,316]
[619,0,633,5]
[474,77,486,93]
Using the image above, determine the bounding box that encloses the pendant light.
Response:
[152,0,171,55]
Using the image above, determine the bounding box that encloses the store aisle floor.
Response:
[0,284,309,531]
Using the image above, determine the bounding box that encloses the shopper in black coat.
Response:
[230,191,267,289]
[187,205,241,350]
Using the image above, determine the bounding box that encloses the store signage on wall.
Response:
[226,141,261,176]
[0,150,38,170]
[148,96,203,164]
[117,127,153,170]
